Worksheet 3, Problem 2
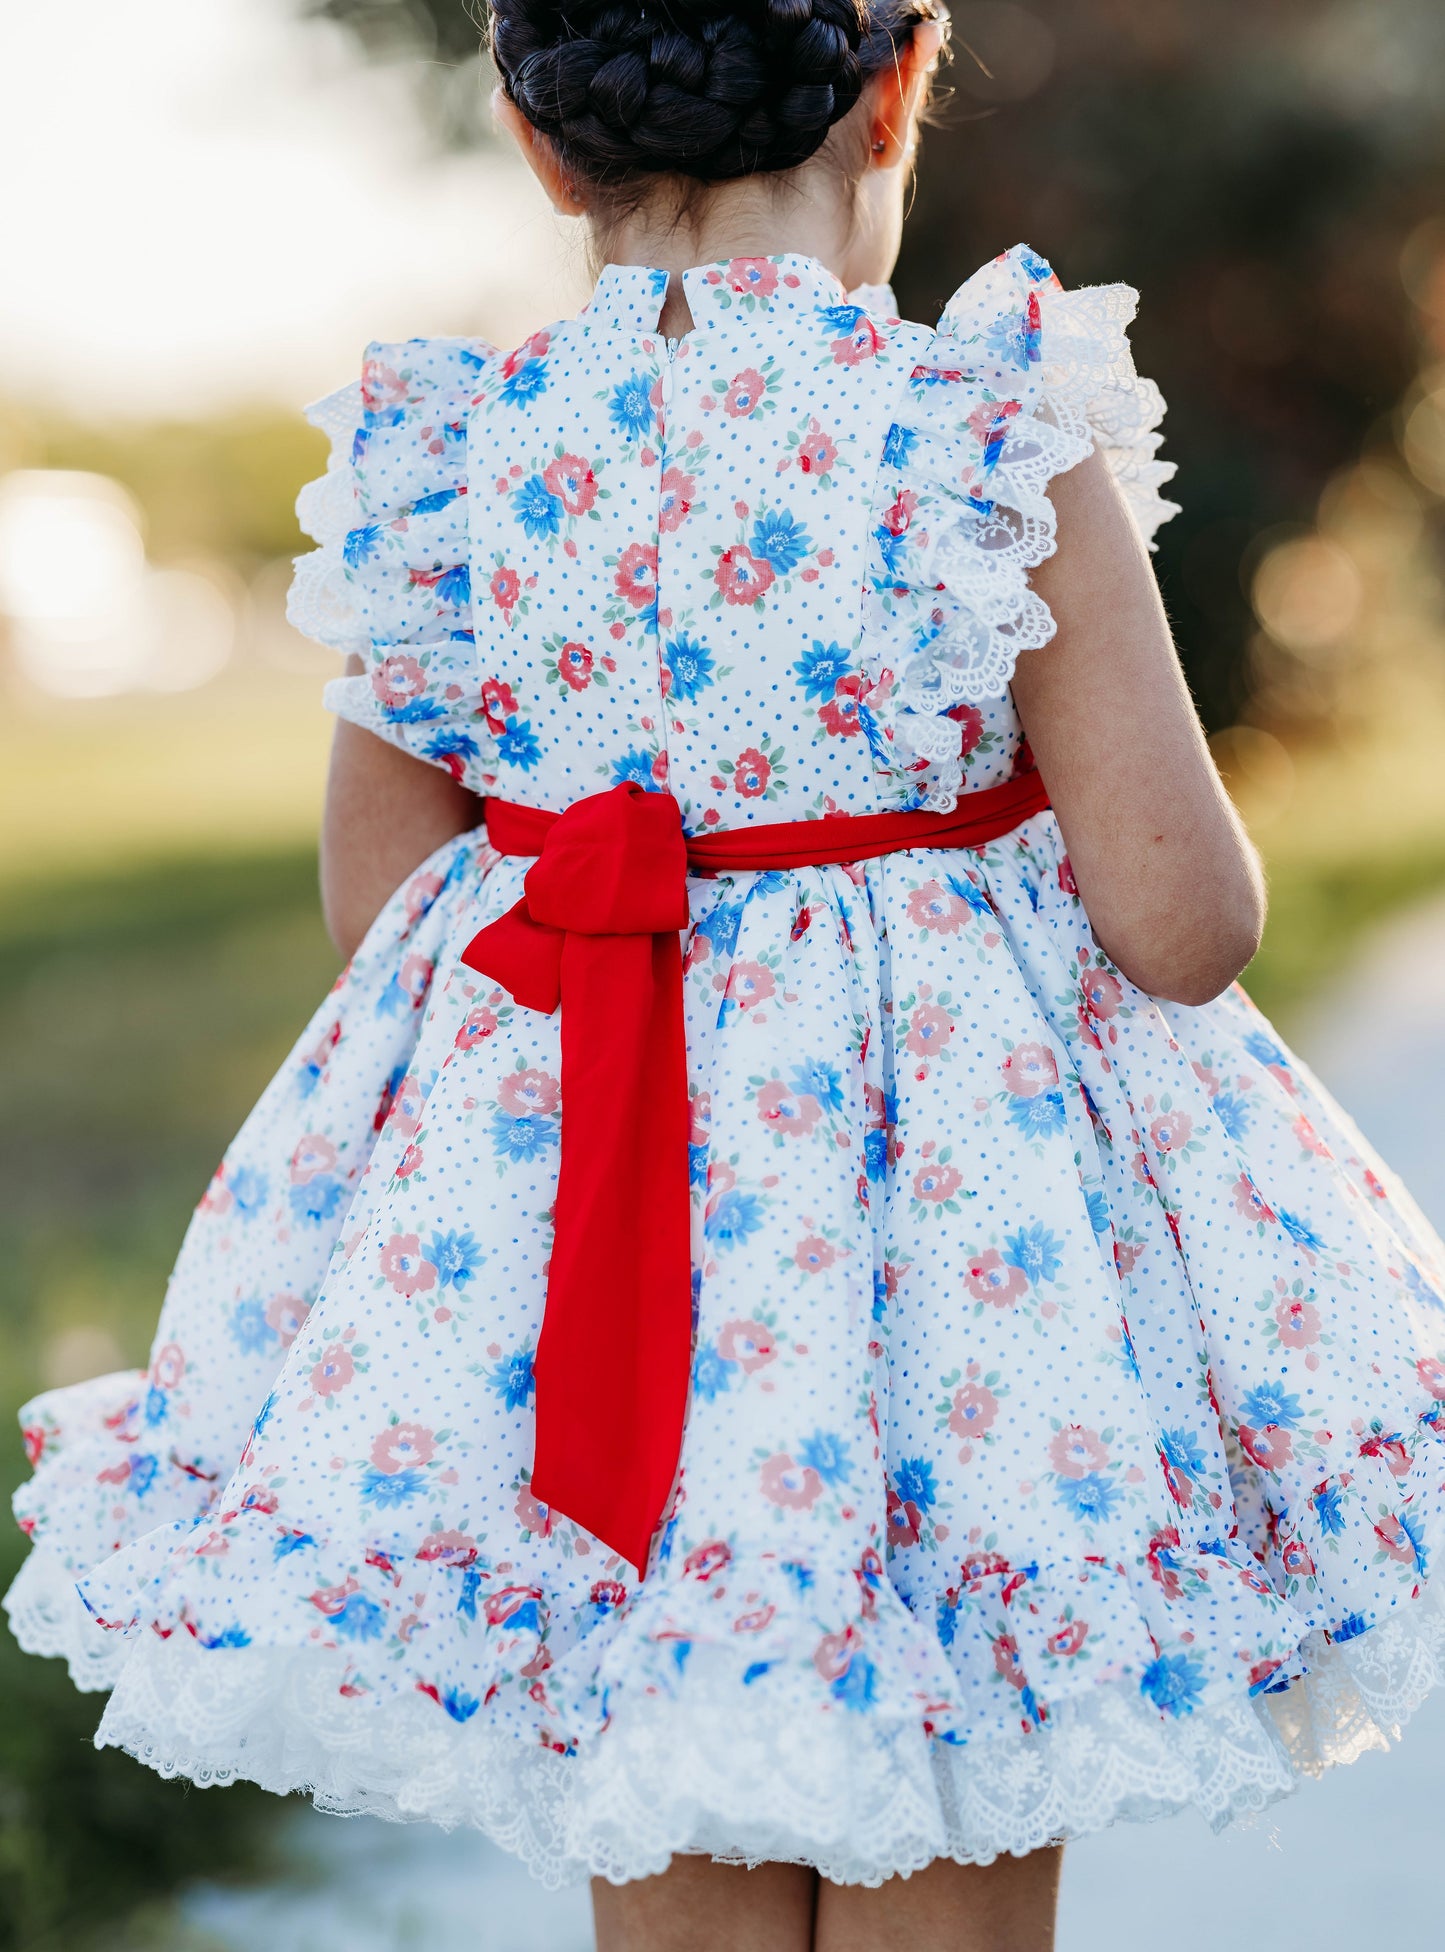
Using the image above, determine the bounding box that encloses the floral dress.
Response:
[10,245,1445,1889]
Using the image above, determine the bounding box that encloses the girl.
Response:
[10,2,1445,1947]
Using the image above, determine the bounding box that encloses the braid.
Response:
[490,0,926,185]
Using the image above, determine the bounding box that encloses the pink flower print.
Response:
[1082,968,1123,1020]
[396,1143,423,1178]
[796,418,838,474]
[723,367,767,417]
[905,879,971,934]
[1360,1433,1412,1478]
[734,1604,777,1633]
[658,466,696,531]
[1293,1114,1331,1158]
[1146,1524,1183,1598]
[360,357,407,416]
[490,566,521,618]
[1046,1619,1088,1658]
[905,1002,953,1059]
[1274,1294,1321,1349]
[556,640,595,691]
[384,1073,425,1138]
[380,1233,437,1298]
[1238,1423,1293,1471]
[370,1422,435,1474]
[289,1133,339,1184]
[480,676,520,732]
[992,1632,1027,1688]
[151,1342,186,1390]
[1000,1042,1059,1098]
[1057,855,1078,897]
[455,1005,500,1051]
[265,1292,310,1347]
[688,1090,712,1147]
[882,487,918,537]
[913,1161,963,1205]
[833,316,883,364]
[684,1539,732,1580]
[614,542,659,609]
[812,1624,861,1681]
[309,1575,359,1617]
[951,702,984,756]
[589,1578,628,1611]
[1150,1110,1194,1153]
[371,654,427,714]
[959,1548,1010,1589]
[818,674,866,736]
[312,1342,355,1396]
[542,452,597,516]
[726,258,778,298]
[1417,1356,1445,1401]
[715,546,775,606]
[727,961,777,1009]
[1232,1173,1275,1223]
[1115,1240,1145,1276]
[759,1452,824,1509]
[397,954,432,1008]
[949,1382,998,1440]
[732,746,773,797]
[514,1486,552,1537]
[416,1528,478,1567]
[498,1069,561,1117]
[718,1318,776,1372]
[965,1249,1029,1307]
[886,1492,922,1549]
[795,1235,838,1273]
[1375,1514,1419,1565]
[756,1078,823,1136]
[1047,1425,1110,1479]
[1280,1537,1316,1577]
[404,870,444,921]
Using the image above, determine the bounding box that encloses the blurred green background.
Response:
[2,0,1444,1945]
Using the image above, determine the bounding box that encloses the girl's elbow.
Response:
[1121,880,1266,1007]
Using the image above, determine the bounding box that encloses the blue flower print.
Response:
[864,1128,888,1184]
[514,474,563,541]
[1056,1473,1119,1524]
[872,521,910,580]
[609,371,655,440]
[692,1344,735,1402]
[881,422,918,469]
[1278,1209,1325,1254]
[944,873,994,917]
[496,716,541,770]
[227,1166,269,1216]
[872,1267,890,1323]
[490,1112,560,1164]
[799,1431,851,1486]
[343,524,382,568]
[128,1453,159,1497]
[274,1530,315,1561]
[1211,1092,1251,1141]
[144,1385,168,1427]
[423,728,482,772]
[430,1229,482,1290]
[893,1455,937,1510]
[705,1189,765,1251]
[1331,1611,1368,1643]
[332,1593,385,1641]
[1015,245,1054,284]
[1405,1262,1445,1311]
[936,1596,958,1648]
[433,562,471,606]
[487,1347,536,1410]
[610,748,661,789]
[1311,1481,1347,1536]
[816,303,866,338]
[1085,1190,1110,1235]
[229,1297,272,1356]
[1140,1651,1206,1717]
[1007,1091,1066,1141]
[289,1174,347,1226]
[792,640,852,701]
[1003,1223,1064,1287]
[832,1654,878,1711]
[1243,1030,1286,1068]
[360,1465,427,1507]
[1239,1382,1303,1430]
[749,508,812,574]
[664,634,716,701]
[1160,1425,1208,1482]
[442,1688,481,1723]
[500,359,548,406]
[790,1059,845,1117]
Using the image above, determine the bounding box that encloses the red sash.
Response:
[461,768,1050,1573]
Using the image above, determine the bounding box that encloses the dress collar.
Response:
[585,253,850,333]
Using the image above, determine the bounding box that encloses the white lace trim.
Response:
[83,1572,1445,1888]
[288,380,369,656]
[877,255,1181,811]
[3,1544,126,1694]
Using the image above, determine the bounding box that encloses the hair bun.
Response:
[491,0,875,183]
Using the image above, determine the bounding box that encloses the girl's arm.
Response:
[1011,449,1265,1006]
[320,659,483,959]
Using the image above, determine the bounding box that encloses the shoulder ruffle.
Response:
[864,244,1180,811]
[288,337,500,792]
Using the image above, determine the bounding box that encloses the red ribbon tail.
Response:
[461,898,563,1014]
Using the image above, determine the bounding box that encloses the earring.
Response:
[872,137,886,154]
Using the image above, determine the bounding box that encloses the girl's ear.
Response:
[493,87,590,216]
[867,17,947,169]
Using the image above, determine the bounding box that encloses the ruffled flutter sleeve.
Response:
[288,337,499,794]
[865,243,1180,810]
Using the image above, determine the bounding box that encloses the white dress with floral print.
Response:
[10,246,1445,1888]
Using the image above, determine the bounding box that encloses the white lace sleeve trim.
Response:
[870,245,1180,811]
[288,380,369,657]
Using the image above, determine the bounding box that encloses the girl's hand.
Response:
[1011,450,1266,1006]
[320,658,483,959]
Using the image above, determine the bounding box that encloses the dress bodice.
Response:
[291,246,1178,828]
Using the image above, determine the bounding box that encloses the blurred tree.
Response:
[297,0,1445,726]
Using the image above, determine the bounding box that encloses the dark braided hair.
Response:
[489,0,940,186]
